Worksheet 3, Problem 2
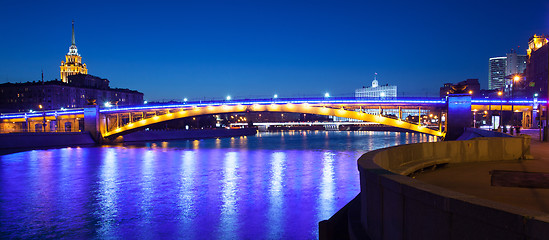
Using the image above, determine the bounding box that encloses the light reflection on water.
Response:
[0,131,436,239]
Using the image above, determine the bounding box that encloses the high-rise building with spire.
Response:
[60,20,87,83]
[0,20,143,113]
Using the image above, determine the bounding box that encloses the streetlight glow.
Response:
[274,94,278,98]
[498,91,503,96]
[324,92,330,98]
[513,75,520,82]
[184,98,188,102]
[226,96,231,101]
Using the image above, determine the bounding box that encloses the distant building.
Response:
[488,50,527,90]
[0,21,143,113]
[506,51,528,77]
[525,35,548,98]
[355,75,397,98]
[488,57,506,90]
[0,75,143,112]
[440,79,480,98]
[60,21,87,83]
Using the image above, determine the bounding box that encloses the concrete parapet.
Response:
[343,136,549,240]
[373,136,531,175]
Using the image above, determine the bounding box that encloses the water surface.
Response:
[0,131,436,239]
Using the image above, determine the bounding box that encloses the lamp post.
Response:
[512,75,521,127]
[498,91,503,130]
[473,109,478,128]
[39,104,46,132]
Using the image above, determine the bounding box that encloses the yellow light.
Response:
[484,111,487,114]
[498,91,503,96]
[39,104,43,109]
[468,90,473,94]
[513,75,520,82]
[429,114,433,117]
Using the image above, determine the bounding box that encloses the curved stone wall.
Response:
[355,136,549,240]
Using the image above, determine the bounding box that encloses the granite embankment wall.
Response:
[0,129,257,154]
[0,132,96,154]
[321,135,549,240]
[357,136,549,240]
[122,128,257,142]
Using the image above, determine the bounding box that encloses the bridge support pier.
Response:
[446,94,472,140]
[84,105,105,143]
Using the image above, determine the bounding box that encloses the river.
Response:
[0,131,437,239]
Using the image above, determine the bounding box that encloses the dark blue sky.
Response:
[1,1,548,101]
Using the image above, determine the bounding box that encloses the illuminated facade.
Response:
[355,75,397,98]
[488,51,527,90]
[488,57,506,90]
[525,35,549,98]
[60,21,87,83]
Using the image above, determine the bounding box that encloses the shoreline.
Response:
[0,128,257,155]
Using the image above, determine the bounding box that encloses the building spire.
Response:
[71,20,75,45]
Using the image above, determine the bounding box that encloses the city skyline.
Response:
[0,1,548,101]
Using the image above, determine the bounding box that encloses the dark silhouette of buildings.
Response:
[0,74,143,112]
[440,79,481,98]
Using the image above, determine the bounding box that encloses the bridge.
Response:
[0,96,542,142]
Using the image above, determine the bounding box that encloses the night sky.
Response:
[0,1,548,101]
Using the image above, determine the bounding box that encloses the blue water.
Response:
[0,131,436,239]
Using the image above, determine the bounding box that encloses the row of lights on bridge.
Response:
[139,93,332,106]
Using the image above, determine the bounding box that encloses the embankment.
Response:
[0,132,96,154]
[122,128,257,142]
[0,128,257,155]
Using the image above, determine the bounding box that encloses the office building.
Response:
[488,51,527,90]
[355,75,397,98]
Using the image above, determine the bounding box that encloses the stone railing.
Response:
[349,135,549,239]
[372,136,531,176]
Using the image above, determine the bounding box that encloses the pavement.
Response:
[414,128,549,213]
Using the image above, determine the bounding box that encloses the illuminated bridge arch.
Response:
[102,103,445,138]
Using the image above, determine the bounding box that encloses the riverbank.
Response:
[122,128,257,142]
[0,128,257,155]
[0,132,96,155]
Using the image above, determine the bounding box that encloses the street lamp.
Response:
[324,92,330,98]
[473,109,478,128]
[274,94,278,99]
[498,91,503,130]
[511,75,521,127]
[226,96,231,101]
[39,104,46,132]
